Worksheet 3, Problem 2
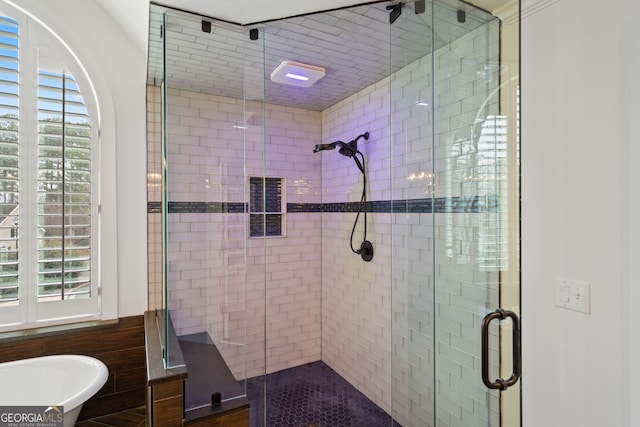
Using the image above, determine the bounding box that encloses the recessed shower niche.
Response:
[146,0,521,425]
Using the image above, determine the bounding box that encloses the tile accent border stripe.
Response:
[148,196,497,214]
[147,201,246,214]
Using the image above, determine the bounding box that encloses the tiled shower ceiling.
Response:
[147,1,492,111]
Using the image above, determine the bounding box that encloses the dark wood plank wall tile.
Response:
[91,409,146,426]
[185,407,250,427]
[153,394,184,427]
[153,380,184,400]
[81,389,147,421]
[45,326,144,356]
[116,367,147,393]
[95,373,117,398]
[99,347,145,373]
[0,339,46,362]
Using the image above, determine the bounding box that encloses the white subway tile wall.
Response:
[146,19,501,427]
[435,23,502,427]
[148,88,322,379]
[147,86,162,311]
[321,23,501,427]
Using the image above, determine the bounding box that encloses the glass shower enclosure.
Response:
[147,4,265,414]
[146,0,520,425]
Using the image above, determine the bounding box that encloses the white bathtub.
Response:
[0,355,109,427]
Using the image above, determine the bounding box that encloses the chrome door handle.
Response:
[481,308,521,390]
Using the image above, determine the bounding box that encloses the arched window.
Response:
[0,4,105,330]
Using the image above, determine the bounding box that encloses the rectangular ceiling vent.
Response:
[270,60,326,88]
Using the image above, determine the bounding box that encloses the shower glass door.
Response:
[390,1,520,426]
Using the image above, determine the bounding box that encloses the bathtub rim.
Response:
[0,354,109,413]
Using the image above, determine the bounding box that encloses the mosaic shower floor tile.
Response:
[246,361,399,427]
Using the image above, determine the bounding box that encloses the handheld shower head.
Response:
[313,132,370,158]
[313,142,337,153]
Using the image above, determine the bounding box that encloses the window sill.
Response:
[0,318,119,344]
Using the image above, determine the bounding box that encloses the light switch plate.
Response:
[555,277,591,314]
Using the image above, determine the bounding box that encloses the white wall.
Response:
[17,0,148,317]
[627,2,640,425]
[522,0,636,425]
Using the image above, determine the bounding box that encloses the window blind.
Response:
[36,70,91,302]
[0,15,19,305]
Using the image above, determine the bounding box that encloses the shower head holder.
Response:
[337,141,357,157]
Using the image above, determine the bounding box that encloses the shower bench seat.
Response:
[179,332,250,426]
[144,311,250,426]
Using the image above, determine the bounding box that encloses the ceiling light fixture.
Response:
[285,72,309,81]
[270,60,325,88]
